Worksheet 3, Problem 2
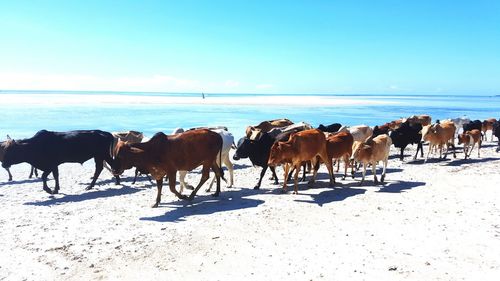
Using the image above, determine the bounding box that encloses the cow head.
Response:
[420,124,434,142]
[0,139,22,168]
[233,137,253,160]
[111,140,144,176]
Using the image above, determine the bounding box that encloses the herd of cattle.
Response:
[0,115,499,207]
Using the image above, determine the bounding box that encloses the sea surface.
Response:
[1,91,499,140]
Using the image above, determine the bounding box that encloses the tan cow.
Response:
[267,129,334,194]
[458,129,482,159]
[405,115,432,126]
[351,135,392,185]
[421,120,456,162]
[482,118,497,142]
[246,118,294,140]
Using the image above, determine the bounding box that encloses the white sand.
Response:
[1,140,499,280]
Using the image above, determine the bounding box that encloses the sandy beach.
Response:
[1,137,499,280]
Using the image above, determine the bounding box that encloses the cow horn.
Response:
[6,134,11,140]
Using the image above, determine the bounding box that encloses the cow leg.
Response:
[255,166,268,189]
[342,155,348,180]
[132,169,139,184]
[336,159,340,172]
[29,166,34,178]
[52,166,60,194]
[293,164,300,194]
[103,155,120,185]
[223,154,234,188]
[87,158,104,190]
[282,163,290,193]
[478,140,482,157]
[400,147,405,161]
[301,162,307,182]
[178,170,187,193]
[309,157,320,185]
[381,158,387,183]
[324,155,335,187]
[424,144,432,163]
[152,178,163,208]
[451,143,456,158]
[41,170,52,194]
[166,172,187,201]
[372,161,378,184]
[211,163,222,197]
[6,168,12,181]
[270,166,279,185]
[469,143,476,158]
[187,164,211,201]
[359,163,366,186]
[419,142,424,158]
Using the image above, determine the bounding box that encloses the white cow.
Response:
[172,127,234,193]
[444,116,471,136]
[338,125,373,143]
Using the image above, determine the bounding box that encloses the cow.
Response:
[404,115,432,126]
[1,130,119,194]
[246,118,294,140]
[493,120,500,152]
[1,137,38,181]
[338,125,373,143]
[103,131,145,183]
[445,117,471,135]
[111,129,223,207]
[463,120,482,134]
[421,121,457,162]
[267,122,313,139]
[325,131,354,181]
[458,129,482,159]
[233,133,279,189]
[317,123,342,133]
[178,128,234,193]
[372,123,391,137]
[482,118,497,142]
[389,121,423,161]
[351,135,392,185]
[267,129,334,194]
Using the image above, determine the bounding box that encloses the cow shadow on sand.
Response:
[140,188,267,223]
[294,179,426,206]
[24,185,143,206]
[443,157,500,166]
[0,178,43,186]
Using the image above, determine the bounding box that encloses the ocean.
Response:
[1,91,499,140]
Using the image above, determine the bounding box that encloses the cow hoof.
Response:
[341,176,346,180]
[205,188,211,193]
[212,192,220,197]
[53,189,59,194]
[292,191,298,195]
[187,196,195,201]
[273,181,279,185]
[186,185,194,190]
[43,187,53,194]
[8,178,12,182]
[253,185,260,190]
[85,186,93,191]
[151,203,159,208]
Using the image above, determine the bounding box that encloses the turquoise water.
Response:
[1,91,499,140]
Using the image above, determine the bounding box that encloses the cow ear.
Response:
[6,135,11,140]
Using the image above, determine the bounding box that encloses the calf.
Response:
[112,129,223,207]
[389,121,423,161]
[267,129,334,194]
[325,131,354,181]
[421,121,457,162]
[482,118,497,142]
[1,130,119,194]
[458,129,482,159]
[351,135,392,185]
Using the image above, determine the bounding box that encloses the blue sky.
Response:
[0,0,499,94]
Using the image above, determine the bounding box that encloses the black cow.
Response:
[317,123,342,133]
[233,132,279,189]
[389,121,423,161]
[1,130,119,194]
[493,120,500,152]
[463,120,482,132]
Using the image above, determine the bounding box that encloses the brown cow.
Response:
[246,118,294,140]
[421,120,456,162]
[267,129,334,194]
[388,119,404,130]
[482,118,497,142]
[405,115,432,126]
[351,135,392,185]
[458,129,482,159]
[325,131,354,181]
[112,129,223,207]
